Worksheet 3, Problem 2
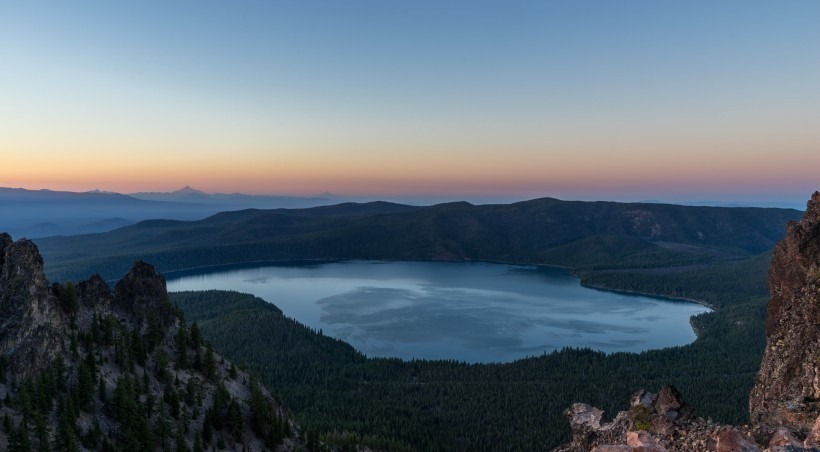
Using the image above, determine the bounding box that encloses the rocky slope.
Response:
[750,192,820,436]
[554,192,820,452]
[0,233,302,451]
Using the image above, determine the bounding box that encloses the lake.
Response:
[165,261,710,363]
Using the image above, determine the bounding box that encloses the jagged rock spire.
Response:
[0,235,67,378]
[113,260,176,327]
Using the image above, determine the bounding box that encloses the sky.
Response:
[1,1,818,203]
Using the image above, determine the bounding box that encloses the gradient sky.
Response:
[1,1,818,202]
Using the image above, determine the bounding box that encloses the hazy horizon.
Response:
[1,182,811,210]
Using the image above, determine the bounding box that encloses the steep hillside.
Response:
[36,198,801,282]
[0,233,301,451]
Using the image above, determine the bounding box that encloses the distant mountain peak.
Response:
[172,185,206,195]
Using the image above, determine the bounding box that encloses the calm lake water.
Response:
[166,261,710,363]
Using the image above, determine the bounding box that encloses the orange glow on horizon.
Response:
[2,110,818,198]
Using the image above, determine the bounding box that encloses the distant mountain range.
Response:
[639,199,808,210]
[35,197,802,283]
[128,185,332,206]
[2,185,808,239]
[0,186,335,238]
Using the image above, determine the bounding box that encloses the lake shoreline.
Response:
[162,257,711,309]
[167,259,709,363]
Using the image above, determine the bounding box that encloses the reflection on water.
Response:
[166,261,709,363]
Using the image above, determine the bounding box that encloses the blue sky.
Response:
[1,1,818,203]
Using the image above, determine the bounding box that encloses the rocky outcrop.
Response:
[554,385,778,451]
[0,233,303,451]
[750,191,820,437]
[555,192,820,452]
[77,273,112,308]
[113,259,176,327]
[0,236,67,378]
[554,386,732,452]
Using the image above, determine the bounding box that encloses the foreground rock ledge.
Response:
[553,385,815,451]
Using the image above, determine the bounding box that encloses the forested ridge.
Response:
[37,198,800,283]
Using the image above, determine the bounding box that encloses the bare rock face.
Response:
[77,274,112,308]
[750,191,820,436]
[113,259,176,327]
[0,236,68,378]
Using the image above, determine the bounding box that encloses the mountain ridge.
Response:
[0,233,304,451]
[35,197,802,283]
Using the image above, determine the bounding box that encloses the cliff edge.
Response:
[750,191,820,436]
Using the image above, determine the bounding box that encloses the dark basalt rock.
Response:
[0,232,12,269]
[750,191,820,437]
[77,274,112,308]
[0,237,67,379]
[113,260,176,327]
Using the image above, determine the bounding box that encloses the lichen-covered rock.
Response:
[554,385,708,451]
[632,389,657,409]
[750,191,820,437]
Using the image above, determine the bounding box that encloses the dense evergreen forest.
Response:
[172,251,771,451]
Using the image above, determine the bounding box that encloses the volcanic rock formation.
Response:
[0,234,301,450]
[750,192,820,437]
